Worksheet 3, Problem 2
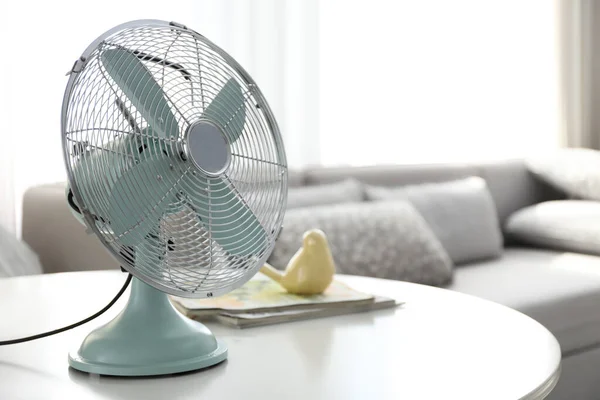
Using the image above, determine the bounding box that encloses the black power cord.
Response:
[0,273,132,346]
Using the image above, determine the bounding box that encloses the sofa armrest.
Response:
[21,183,119,273]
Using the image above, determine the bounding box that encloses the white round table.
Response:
[0,271,560,399]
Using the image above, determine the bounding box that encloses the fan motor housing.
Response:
[184,120,231,176]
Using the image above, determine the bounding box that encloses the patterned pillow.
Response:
[286,179,364,209]
[269,201,453,286]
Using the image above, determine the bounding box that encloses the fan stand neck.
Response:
[68,277,227,376]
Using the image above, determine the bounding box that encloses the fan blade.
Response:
[107,155,179,246]
[101,49,179,138]
[182,176,267,257]
[202,78,246,143]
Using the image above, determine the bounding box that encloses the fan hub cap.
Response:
[185,120,231,175]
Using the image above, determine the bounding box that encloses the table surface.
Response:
[0,271,561,400]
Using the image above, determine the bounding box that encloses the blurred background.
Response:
[0,0,589,235]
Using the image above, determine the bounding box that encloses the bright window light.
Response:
[318,0,560,166]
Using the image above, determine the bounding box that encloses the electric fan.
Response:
[61,20,287,376]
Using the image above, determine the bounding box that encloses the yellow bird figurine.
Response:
[260,229,336,295]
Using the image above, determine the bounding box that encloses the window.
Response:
[317,0,560,166]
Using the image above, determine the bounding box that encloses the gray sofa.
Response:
[22,159,600,399]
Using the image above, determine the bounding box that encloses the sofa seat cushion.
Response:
[447,247,600,355]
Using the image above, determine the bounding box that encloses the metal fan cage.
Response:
[61,20,287,297]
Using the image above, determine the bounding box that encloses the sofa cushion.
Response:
[448,247,600,355]
[288,169,305,188]
[527,148,600,200]
[302,160,563,226]
[505,200,600,256]
[22,183,120,273]
[270,201,453,286]
[474,159,564,224]
[303,163,477,187]
[287,179,363,209]
[365,177,503,265]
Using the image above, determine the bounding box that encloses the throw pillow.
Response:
[269,201,453,286]
[505,200,600,255]
[527,148,600,200]
[0,225,43,277]
[287,179,364,209]
[365,176,503,265]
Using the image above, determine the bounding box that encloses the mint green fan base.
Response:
[68,278,227,376]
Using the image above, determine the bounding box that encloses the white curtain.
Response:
[0,0,318,236]
[558,0,600,150]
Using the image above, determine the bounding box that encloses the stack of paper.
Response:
[170,274,400,328]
